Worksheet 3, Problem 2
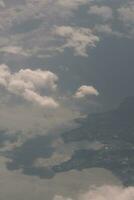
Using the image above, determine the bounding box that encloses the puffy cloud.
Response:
[53,185,134,200]
[118,4,134,25]
[0,0,131,62]
[53,26,100,57]
[0,64,98,138]
[0,63,82,137]
[0,0,101,59]
[74,85,99,98]
[0,64,59,108]
[88,5,113,21]
[23,90,58,108]
[117,3,134,38]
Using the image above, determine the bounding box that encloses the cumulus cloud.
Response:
[0,65,98,139]
[53,185,134,200]
[0,0,131,61]
[74,85,99,98]
[0,0,114,60]
[88,5,113,21]
[53,26,100,57]
[0,0,94,59]
[118,3,134,25]
[0,64,59,108]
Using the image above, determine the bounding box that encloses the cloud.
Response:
[0,103,80,139]
[0,46,29,56]
[53,185,134,200]
[117,2,134,38]
[0,64,97,139]
[0,65,82,140]
[0,158,122,200]
[54,196,72,200]
[56,0,90,10]
[23,89,58,108]
[0,0,5,8]
[53,26,100,57]
[34,153,71,168]
[74,85,99,98]
[0,64,59,108]
[88,5,113,21]
[118,3,134,25]
[93,24,123,38]
[0,0,131,61]
[27,0,90,12]
[34,139,104,168]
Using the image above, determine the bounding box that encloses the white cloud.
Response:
[53,185,134,200]
[0,0,100,59]
[23,89,58,108]
[53,26,100,57]
[0,0,131,61]
[0,46,29,56]
[0,65,98,139]
[118,4,134,25]
[74,85,99,98]
[88,5,113,21]
[0,64,59,108]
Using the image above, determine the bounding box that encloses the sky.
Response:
[0,0,134,199]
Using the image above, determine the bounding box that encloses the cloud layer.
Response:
[53,185,134,200]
